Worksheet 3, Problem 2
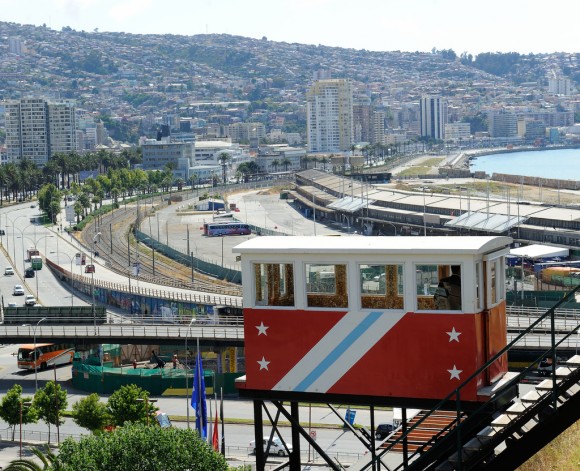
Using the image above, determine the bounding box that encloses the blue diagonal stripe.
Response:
[294,311,383,391]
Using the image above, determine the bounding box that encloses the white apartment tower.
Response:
[419,96,447,140]
[5,98,77,166]
[307,79,353,153]
[548,76,572,96]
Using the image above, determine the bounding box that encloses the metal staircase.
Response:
[355,284,580,471]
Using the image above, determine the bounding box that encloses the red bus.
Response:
[17,343,75,370]
[203,222,251,237]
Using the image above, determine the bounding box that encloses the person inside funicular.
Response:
[434,265,462,310]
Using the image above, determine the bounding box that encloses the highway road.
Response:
[0,343,372,468]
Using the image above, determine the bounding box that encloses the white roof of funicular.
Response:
[234,236,512,256]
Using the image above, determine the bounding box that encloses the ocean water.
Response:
[468,148,580,181]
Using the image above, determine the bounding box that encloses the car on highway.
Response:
[374,423,395,440]
[250,437,292,456]
[24,295,37,306]
[4,266,14,276]
[24,267,35,278]
[7,302,18,308]
[13,284,24,296]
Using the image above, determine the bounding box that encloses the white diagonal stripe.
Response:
[273,311,406,393]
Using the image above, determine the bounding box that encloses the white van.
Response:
[250,437,292,456]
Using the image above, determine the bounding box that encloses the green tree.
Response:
[0,384,37,440]
[33,381,67,444]
[107,384,156,427]
[37,184,62,224]
[54,423,228,471]
[72,393,110,434]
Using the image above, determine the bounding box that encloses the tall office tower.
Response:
[419,96,448,140]
[372,111,385,145]
[487,110,517,138]
[353,95,372,143]
[5,98,77,166]
[307,79,353,153]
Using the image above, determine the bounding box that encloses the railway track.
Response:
[80,197,242,297]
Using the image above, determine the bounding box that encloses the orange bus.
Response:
[17,343,75,370]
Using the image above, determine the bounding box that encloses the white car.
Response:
[24,295,37,306]
[250,437,292,456]
[13,285,25,296]
[4,266,14,276]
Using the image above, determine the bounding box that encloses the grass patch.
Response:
[398,166,433,177]
[517,419,580,470]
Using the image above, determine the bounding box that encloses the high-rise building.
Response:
[419,96,447,140]
[372,111,385,145]
[307,79,353,153]
[548,75,572,96]
[5,98,77,166]
[8,37,23,55]
[487,110,517,138]
[353,95,372,143]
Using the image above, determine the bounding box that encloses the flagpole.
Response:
[220,387,225,455]
[208,390,213,445]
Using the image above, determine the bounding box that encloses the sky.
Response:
[1,0,578,55]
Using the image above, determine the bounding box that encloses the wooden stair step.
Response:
[521,390,543,403]
[435,460,455,471]
[536,378,562,391]
[464,436,484,451]
[506,401,529,415]
[564,354,580,366]
[555,366,575,378]
[477,425,497,442]
[478,371,519,398]
[490,414,513,428]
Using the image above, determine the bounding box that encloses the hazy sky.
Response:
[2,0,578,55]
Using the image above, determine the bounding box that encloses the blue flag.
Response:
[191,352,207,439]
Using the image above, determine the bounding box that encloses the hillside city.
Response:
[0,21,579,185]
[0,20,579,471]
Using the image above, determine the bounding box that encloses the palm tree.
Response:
[281,157,292,172]
[4,445,59,470]
[218,152,230,184]
[270,159,280,174]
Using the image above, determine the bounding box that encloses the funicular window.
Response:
[306,263,348,308]
[360,264,404,309]
[254,263,294,306]
[417,264,462,311]
[490,259,502,305]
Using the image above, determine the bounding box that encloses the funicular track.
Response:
[353,284,580,471]
[79,199,241,297]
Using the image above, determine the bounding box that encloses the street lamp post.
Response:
[33,317,47,392]
[92,233,101,329]
[8,215,29,271]
[20,400,32,458]
[184,316,196,429]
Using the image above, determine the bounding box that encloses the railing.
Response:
[46,258,243,307]
[376,283,580,471]
[0,322,245,342]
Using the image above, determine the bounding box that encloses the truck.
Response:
[27,247,40,261]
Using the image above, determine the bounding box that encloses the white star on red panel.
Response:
[446,327,461,342]
[257,357,270,371]
[256,322,269,336]
[447,365,462,380]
